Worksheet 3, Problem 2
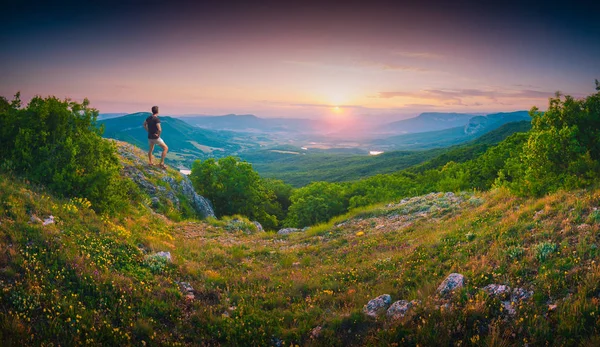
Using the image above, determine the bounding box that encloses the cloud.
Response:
[376,88,560,106]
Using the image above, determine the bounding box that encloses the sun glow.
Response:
[332,106,342,113]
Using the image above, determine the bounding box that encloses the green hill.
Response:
[100,113,260,167]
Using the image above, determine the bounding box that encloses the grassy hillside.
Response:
[2,170,600,345]
[243,121,531,187]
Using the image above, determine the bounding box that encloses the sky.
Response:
[1,0,599,121]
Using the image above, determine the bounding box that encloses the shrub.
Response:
[189,156,279,229]
[0,93,136,214]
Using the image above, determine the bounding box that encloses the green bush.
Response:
[285,181,347,227]
[0,93,136,214]
[505,83,600,195]
[189,156,280,230]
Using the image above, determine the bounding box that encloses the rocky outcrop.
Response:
[387,300,419,320]
[115,141,215,219]
[177,281,195,300]
[464,115,489,135]
[483,284,511,299]
[153,251,172,262]
[162,175,214,219]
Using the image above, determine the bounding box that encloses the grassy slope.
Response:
[245,121,531,187]
[2,165,600,345]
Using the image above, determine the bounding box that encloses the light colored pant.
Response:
[148,138,166,146]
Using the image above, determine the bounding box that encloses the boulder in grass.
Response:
[154,251,172,262]
[386,300,418,320]
[43,215,55,226]
[253,221,264,232]
[511,287,533,302]
[437,273,465,296]
[29,215,43,224]
[363,294,392,318]
[483,284,512,300]
[502,301,517,316]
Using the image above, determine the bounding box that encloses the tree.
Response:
[509,86,600,195]
[285,181,347,227]
[262,178,293,224]
[189,156,278,229]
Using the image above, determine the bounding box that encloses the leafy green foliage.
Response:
[189,156,282,230]
[0,93,136,214]
[503,87,600,195]
[285,182,347,227]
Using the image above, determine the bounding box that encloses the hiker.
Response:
[143,105,168,169]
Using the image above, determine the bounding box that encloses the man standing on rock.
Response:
[143,106,169,169]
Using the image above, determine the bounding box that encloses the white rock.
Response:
[437,273,465,296]
[363,294,392,318]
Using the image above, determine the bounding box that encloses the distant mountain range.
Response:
[177,111,529,137]
[372,111,530,150]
